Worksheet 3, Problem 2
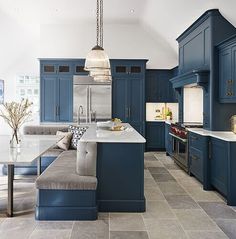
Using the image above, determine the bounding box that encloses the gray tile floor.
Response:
[1,152,236,239]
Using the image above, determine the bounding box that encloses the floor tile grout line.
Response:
[69,221,75,239]
[146,152,229,238]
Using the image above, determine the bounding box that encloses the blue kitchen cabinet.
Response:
[218,36,236,103]
[165,123,173,155]
[210,138,228,196]
[111,60,146,79]
[40,60,73,122]
[188,132,210,189]
[41,76,73,122]
[146,122,165,151]
[111,60,147,135]
[112,78,129,122]
[58,76,73,122]
[146,69,177,102]
[41,76,58,122]
[73,59,88,75]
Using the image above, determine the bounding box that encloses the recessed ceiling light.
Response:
[130,9,135,13]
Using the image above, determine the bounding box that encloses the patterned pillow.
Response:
[68,125,87,149]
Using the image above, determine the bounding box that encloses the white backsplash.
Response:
[183,87,203,123]
[146,103,179,121]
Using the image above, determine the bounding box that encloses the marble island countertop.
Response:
[80,123,146,143]
[187,128,236,142]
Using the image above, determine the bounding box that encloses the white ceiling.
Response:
[1,0,236,55]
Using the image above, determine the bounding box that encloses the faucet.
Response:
[77,105,84,125]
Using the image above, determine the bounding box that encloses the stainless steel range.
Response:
[169,122,203,172]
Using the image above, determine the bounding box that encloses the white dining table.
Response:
[0,135,62,217]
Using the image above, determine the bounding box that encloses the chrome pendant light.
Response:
[85,0,111,81]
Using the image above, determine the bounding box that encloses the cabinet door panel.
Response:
[189,147,203,182]
[219,48,232,100]
[41,77,57,122]
[129,78,143,123]
[210,138,228,196]
[112,78,128,122]
[231,46,236,99]
[58,76,73,122]
[146,122,165,150]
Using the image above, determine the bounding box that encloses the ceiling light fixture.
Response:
[84,0,111,82]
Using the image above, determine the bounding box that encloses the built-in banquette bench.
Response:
[23,125,98,220]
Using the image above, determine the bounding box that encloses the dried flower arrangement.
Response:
[0,99,33,147]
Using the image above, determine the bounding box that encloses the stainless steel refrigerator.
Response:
[73,76,112,123]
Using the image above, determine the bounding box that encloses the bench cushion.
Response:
[23,125,68,135]
[36,150,97,190]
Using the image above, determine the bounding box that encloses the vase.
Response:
[10,128,21,148]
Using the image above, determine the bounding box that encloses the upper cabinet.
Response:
[111,59,147,135]
[73,59,88,75]
[112,60,145,79]
[40,60,74,122]
[146,69,178,103]
[176,9,236,74]
[41,61,72,75]
[218,35,236,103]
[178,24,211,74]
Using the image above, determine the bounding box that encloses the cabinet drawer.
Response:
[188,132,204,150]
[189,147,203,182]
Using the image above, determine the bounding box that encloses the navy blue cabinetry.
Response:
[165,123,173,155]
[188,132,210,189]
[209,137,236,205]
[146,69,177,102]
[146,122,165,151]
[41,76,57,122]
[111,60,147,135]
[40,60,73,122]
[210,138,228,196]
[172,9,236,131]
[218,35,236,103]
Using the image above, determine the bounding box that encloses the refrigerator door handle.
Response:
[87,86,90,123]
[88,86,92,123]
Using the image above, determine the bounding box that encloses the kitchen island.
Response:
[81,123,146,212]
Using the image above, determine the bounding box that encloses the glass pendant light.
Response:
[90,69,112,82]
[85,0,111,82]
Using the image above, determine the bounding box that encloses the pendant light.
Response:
[85,0,111,82]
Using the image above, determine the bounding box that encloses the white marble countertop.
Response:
[0,135,62,165]
[187,128,236,142]
[146,120,176,125]
[80,123,146,143]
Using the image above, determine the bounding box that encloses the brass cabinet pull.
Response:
[191,155,199,160]
[190,135,198,141]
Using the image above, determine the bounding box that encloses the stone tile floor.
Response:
[0,152,236,239]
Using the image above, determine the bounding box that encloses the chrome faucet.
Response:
[77,105,84,125]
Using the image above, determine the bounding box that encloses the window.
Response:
[16,75,40,122]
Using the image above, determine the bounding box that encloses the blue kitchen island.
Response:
[80,123,146,212]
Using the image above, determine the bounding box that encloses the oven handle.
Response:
[169,133,187,143]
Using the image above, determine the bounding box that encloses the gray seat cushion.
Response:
[41,148,64,157]
[23,125,68,135]
[36,150,97,190]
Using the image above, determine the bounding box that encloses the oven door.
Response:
[169,133,188,171]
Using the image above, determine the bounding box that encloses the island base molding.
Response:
[98,199,146,212]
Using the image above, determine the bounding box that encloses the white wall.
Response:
[0,10,40,135]
[40,22,178,69]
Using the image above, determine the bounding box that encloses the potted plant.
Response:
[166,110,172,120]
[0,99,33,148]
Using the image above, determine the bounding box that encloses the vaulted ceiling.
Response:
[1,0,236,70]
[1,0,236,54]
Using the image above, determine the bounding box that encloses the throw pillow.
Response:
[56,131,73,151]
[68,125,87,149]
